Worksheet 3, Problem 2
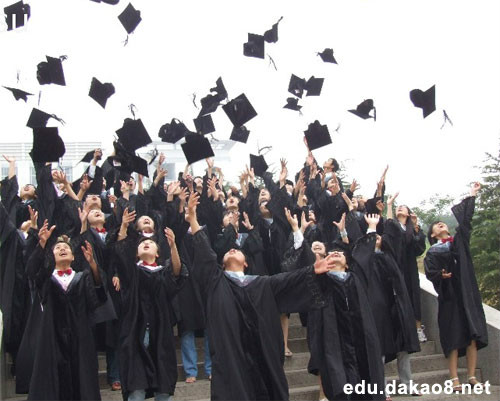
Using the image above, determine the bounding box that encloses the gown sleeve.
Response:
[351,232,377,286]
[191,230,223,293]
[451,196,475,245]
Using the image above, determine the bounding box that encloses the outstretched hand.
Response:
[81,240,96,267]
[284,207,299,231]
[314,253,338,274]
[164,227,176,248]
[241,212,254,231]
[364,213,380,230]
[333,212,346,232]
[38,219,56,248]
[470,182,481,197]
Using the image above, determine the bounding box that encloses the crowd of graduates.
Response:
[0,141,488,401]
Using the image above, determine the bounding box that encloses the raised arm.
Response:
[165,227,181,276]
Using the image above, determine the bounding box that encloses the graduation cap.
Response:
[230,125,250,143]
[410,85,436,118]
[263,16,283,43]
[29,127,65,163]
[118,3,141,34]
[304,120,332,151]
[4,1,30,31]
[193,114,215,135]
[158,118,193,143]
[36,56,66,86]
[90,0,120,4]
[181,133,215,165]
[26,108,64,128]
[283,97,302,112]
[3,86,33,102]
[210,77,228,101]
[348,99,376,120]
[305,76,324,97]
[317,48,337,64]
[223,94,257,127]
[198,94,221,116]
[288,74,307,98]
[243,33,265,59]
[89,77,115,108]
[115,118,152,152]
[111,141,149,177]
[250,154,268,177]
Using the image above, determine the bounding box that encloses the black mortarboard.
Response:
[115,118,151,152]
[90,0,119,4]
[288,74,307,98]
[26,108,64,128]
[111,141,149,177]
[304,120,332,151]
[3,86,33,101]
[250,154,268,177]
[243,33,265,59]
[158,118,193,143]
[230,125,250,143]
[4,1,30,31]
[36,56,66,86]
[263,16,283,43]
[410,85,436,118]
[80,150,96,163]
[283,97,302,112]
[29,127,65,163]
[210,77,228,101]
[181,133,215,164]
[193,114,215,135]
[317,48,337,64]
[89,77,115,108]
[348,99,376,120]
[223,94,257,127]
[198,94,221,116]
[305,76,324,97]
[118,3,141,34]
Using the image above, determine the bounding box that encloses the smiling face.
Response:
[222,248,247,271]
[226,195,240,210]
[396,205,410,219]
[53,242,74,265]
[328,249,347,270]
[430,221,450,242]
[136,215,154,233]
[88,209,105,226]
[85,194,102,211]
[137,239,159,260]
[311,241,326,257]
[20,184,36,200]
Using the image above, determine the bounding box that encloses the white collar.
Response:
[52,269,76,291]
[141,231,155,238]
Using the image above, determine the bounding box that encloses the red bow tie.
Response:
[142,261,158,267]
[57,268,72,277]
[441,237,454,244]
[95,227,107,233]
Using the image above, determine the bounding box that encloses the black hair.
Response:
[427,221,442,245]
[51,235,74,253]
[329,158,340,172]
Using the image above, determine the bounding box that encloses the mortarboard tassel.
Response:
[334,123,341,134]
[268,54,278,71]
[440,110,453,129]
[59,55,68,61]
[148,148,158,165]
[51,114,66,125]
[373,107,377,122]
[192,93,198,109]
[16,70,20,83]
[129,104,137,119]
[123,35,129,46]
[258,145,272,156]
[38,90,42,106]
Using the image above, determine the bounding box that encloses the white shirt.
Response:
[293,230,304,250]
[137,261,163,272]
[224,270,246,283]
[52,269,76,292]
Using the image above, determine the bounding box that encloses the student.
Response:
[186,192,333,400]
[113,207,187,401]
[25,220,106,400]
[424,182,488,392]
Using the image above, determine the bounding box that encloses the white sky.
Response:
[1,0,499,207]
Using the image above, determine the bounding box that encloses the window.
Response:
[165,163,176,181]
[30,166,37,185]
[61,165,73,182]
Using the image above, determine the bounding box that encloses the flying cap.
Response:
[111,141,149,177]
[118,3,141,34]
[89,77,115,108]
[4,1,30,31]
[263,16,283,43]
[317,48,337,64]
[193,114,215,135]
[115,118,152,152]
[348,99,376,120]
[283,97,302,112]
[210,77,228,101]
[410,85,436,118]
[158,118,193,143]
[288,74,306,98]
[223,94,257,127]
[90,0,120,4]
[80,150,97,163]
[243,33,265,59]
[26,108,64,128]
[29,127,65,163]
[305,76,324,97]
[250,154,268,177]
[304,120,332,151]
[36,56,66,86]
[181,133,215,164]
[3,86,33,102]
[229,125,250,143]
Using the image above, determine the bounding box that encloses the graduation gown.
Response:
[113,239,187,398]
[307,234,385,400]
[192,230,325,401]
[424,196,488,357]
[25,245,106,400]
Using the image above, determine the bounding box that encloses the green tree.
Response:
[413,194,457,234]
[470,149,500,310]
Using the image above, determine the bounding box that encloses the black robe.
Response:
[192,230,325,401]
[307,234,385,400]
[24,245,106,400]
[424,196,488,357]
[113,238,187,398]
